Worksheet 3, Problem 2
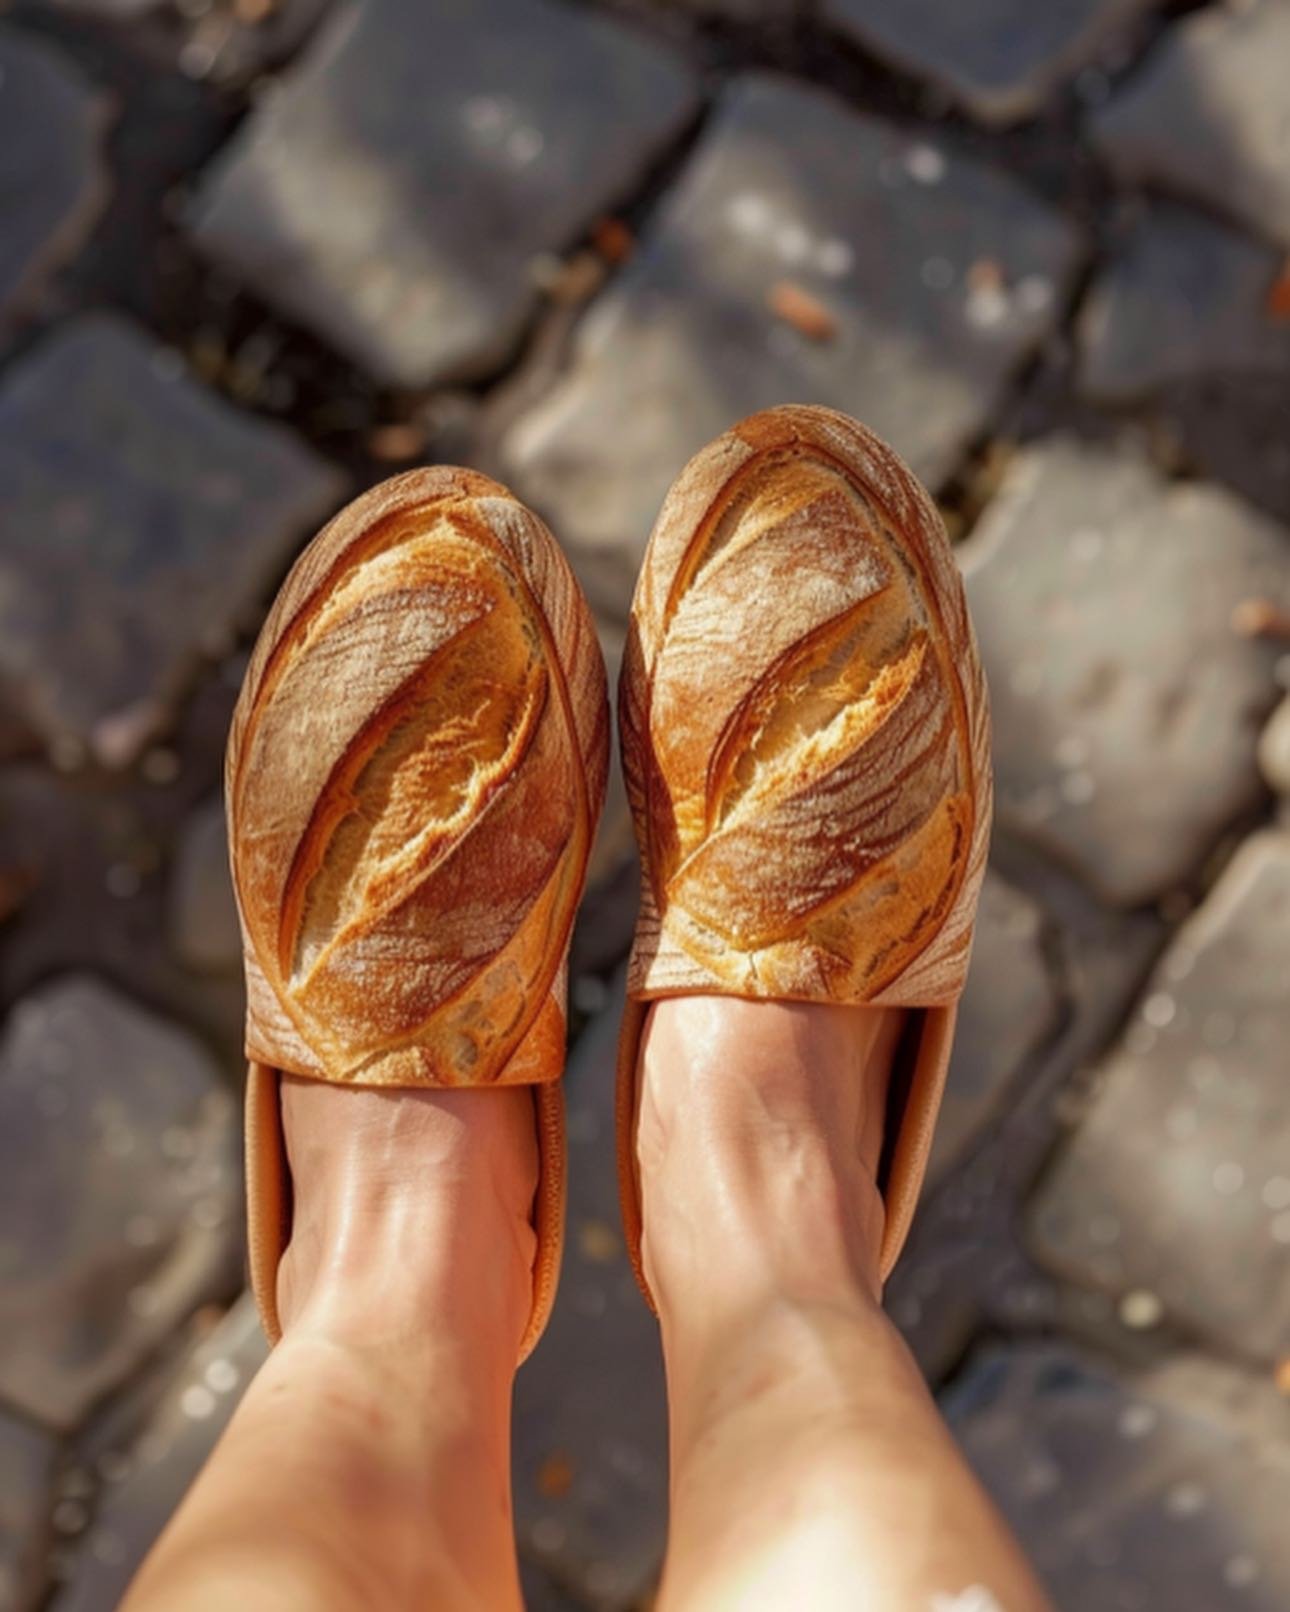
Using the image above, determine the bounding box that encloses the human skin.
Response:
[123,999,1052,1612]
[636,998,1052,1612]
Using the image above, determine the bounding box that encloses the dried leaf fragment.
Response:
[367,422,428,463]
[592,216,634,264]
[536,1451,575,1497]
[967,258,1005,294]
[768,280,837,341]
[1265,258,1290,322]
[1231,597,1290,639]
[578,1218,621,1263]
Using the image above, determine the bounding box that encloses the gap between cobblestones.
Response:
[9,0,1269,559]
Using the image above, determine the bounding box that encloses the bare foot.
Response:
[277,1078,540,1356]
[634,997,1053,1612]
[125,1082,542,1612]
[636,997,903,1322]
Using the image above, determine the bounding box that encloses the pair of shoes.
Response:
[226,405,991,1360]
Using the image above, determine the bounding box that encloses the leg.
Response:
[124,1079,537,1612]
[638,997,1053,1612]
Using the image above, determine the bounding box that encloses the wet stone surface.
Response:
[1029,832,1290,1362]
[827,0,1160,125]
[41,0,161,16]
[1078,201,1290,402]
[0,1410,56,1612]
[0,314,343,767]
[1153,371,1290,531]
[519,1556,592,1612]
[596,0,798,16]
[928,867,1060,1186]
[657,0,800,17]
[887,864,1164,1384]
[50,1295,267,1612]
[498,71,1082,619]
[0,976,243,1430]
[947,1343,1290,1612]
[0,27,109,338]
[961,437,1288,907]
[512,984,668,1610]
[168,797,240,976]
[0,752,247,1072]
[1093,0,1290,251]
[190,0,699,389]
[165,0,334,90]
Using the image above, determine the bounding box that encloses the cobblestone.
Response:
[1029,831,1290,1362]
[0,1409,56,1612]
[190,0,699,389]
[499,72,1081,618]
[827,0,1160,125]
[1093,0,1290,251]
[168,797,240,976]
[50,1296,267,1612]
[0,314,343,767]
[47,0,160,16]
[0,752,247,1070]
[512,985,667,1609]
[961,437,1288,906]
[168,0,332,90]
[1078,201,1290,402]
[0,27,109,339]
[954,1341,1290,1612]
[886,868,1162,1383]
[519,1558,589,1612]
[1164,378,1290,531]
[929,868,1060,1186]
[947,1343,1290,1611]
[0,977,242,1429]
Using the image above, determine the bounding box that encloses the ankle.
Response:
[278,1199,535,1362]
[277,1080,538,1351]
[635,998,900,1316]
[641,1171,886,1332]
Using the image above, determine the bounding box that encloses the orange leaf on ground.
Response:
[367,423,428,463]
[578,1218,621,1263]
[592,216,635,264]
[1231,597,1290,639]
[1266,259,1290,322]
[967,257,1005,294]
[768,280,837,341]
[536,1452,575,1497]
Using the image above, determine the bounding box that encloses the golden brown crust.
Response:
[226,467,609,1089]
[621,405,991,1009]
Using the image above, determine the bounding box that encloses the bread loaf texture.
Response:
[621,405,990,1009]
[226,467,609,1089]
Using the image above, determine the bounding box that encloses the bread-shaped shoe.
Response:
[227,467,609,1360]
[617,405,991,1300]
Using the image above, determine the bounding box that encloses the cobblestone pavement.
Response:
[1,1,1288,1608]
